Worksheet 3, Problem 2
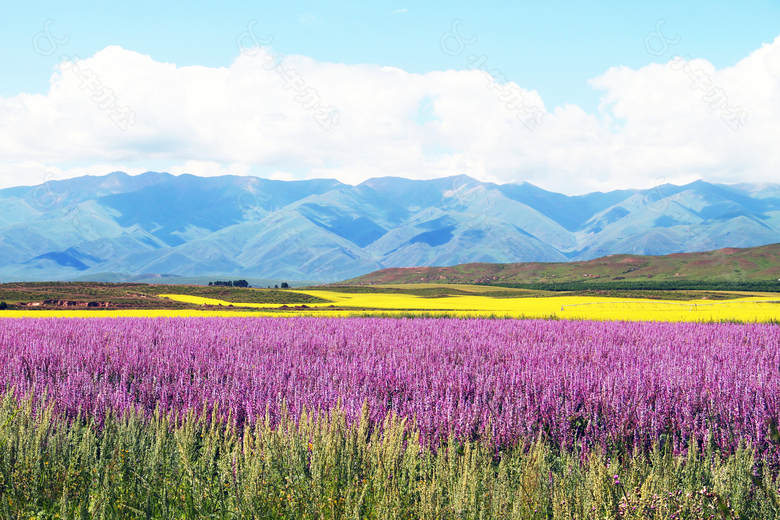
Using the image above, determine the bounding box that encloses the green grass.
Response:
[341,243,780,291]
[305,286,553,299]
[310,283,762,303]
[2,393,779,519]
[137,284,329,304]
[563,289,745,301]
[495,280,780,293]
[0,282,330,310]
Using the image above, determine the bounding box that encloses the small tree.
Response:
[0,302,8,311]
[281,282,289,289]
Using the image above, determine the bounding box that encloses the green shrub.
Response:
[0,393,777,519]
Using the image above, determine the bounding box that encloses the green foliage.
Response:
[315,285,745,301]
[209,280,250,288]
[1,394,779,519]
[495,280,780,293]
[0,281,330,309]
[311,285,555,299]
[0,302,7,311]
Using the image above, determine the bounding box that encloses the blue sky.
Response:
[1,1,779,193]
[4,0,778,111]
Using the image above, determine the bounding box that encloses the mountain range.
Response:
[0,171,779,283]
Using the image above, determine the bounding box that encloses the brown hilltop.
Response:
[338,243,780,286]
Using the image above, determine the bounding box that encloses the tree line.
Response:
[208,280,249,288]
[208,280,290,289]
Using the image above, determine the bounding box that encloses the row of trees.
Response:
[208,280,249,288]
[207,281,290,289]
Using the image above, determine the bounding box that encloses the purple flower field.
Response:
[2,317,779,454]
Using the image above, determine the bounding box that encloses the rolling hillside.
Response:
[341,243,780,289]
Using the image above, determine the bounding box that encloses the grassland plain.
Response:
[0,281,329,309]
[2,281,779,322]
[3,288,773,323]
[1,290,779,322]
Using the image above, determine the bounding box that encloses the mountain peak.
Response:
[0,173,778,283]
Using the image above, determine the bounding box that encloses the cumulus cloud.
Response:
[267,170,298,181]
[1,37,779,194]
[168,160,250,177]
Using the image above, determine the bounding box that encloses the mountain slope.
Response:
[342,243,780,286]
[1,171,779,282]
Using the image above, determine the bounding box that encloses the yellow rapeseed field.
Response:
[156,291,780,322]
[3,290,776,322]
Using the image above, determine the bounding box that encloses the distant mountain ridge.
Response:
[1,171,779,282]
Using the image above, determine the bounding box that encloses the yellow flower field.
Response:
[1,289,777,322]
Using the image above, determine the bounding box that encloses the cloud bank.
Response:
[1,37,779,194]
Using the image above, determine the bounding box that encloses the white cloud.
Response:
[1,37,779,194]
[168,160,250,177]
[267,170,297,181]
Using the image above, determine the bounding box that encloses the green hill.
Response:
[341,243,780,292]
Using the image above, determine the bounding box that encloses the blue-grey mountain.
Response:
[1,172,778,283]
